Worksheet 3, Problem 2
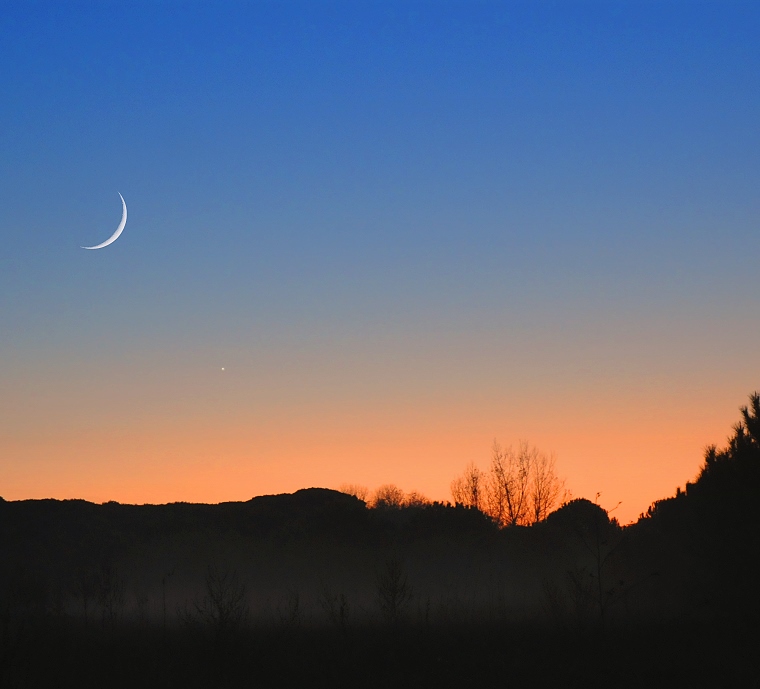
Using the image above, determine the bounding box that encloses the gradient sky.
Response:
[1,1,758,523]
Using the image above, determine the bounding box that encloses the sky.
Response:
[1,0,758,523]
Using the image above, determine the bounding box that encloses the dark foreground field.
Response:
[4,617,758,688]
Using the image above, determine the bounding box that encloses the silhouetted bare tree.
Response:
[404,490,431,507]
[97,562,125,626]
[187,565,249,641]
[319,582,351,635]
[376,556,412,626]
[546,498,624,628]
[453,441,565,526]
[276,590,303,630]
[530,450,566,523]
[372,484,406,509]
[74,568,97,626]
[338,483,370,502]
[161,567,175,632]
[488,441,533,526]
[450,461,485,510]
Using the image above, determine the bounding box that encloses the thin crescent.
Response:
[81,193,127,250]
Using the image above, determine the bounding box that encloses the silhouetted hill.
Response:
[0,487,498,561]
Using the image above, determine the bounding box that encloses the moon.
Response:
[81,193,127,250]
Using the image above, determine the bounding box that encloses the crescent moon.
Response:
[81,193,127,250]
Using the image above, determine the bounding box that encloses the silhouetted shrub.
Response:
[182,565,248,642]
[545,498,611,534]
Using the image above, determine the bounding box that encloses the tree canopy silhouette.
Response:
[645,391,760,523]
[635,391,760,620]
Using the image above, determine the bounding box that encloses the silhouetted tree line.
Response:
[630,391,760,620]
[0,393,758,686]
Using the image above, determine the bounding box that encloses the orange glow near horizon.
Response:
[2,362,752,524]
